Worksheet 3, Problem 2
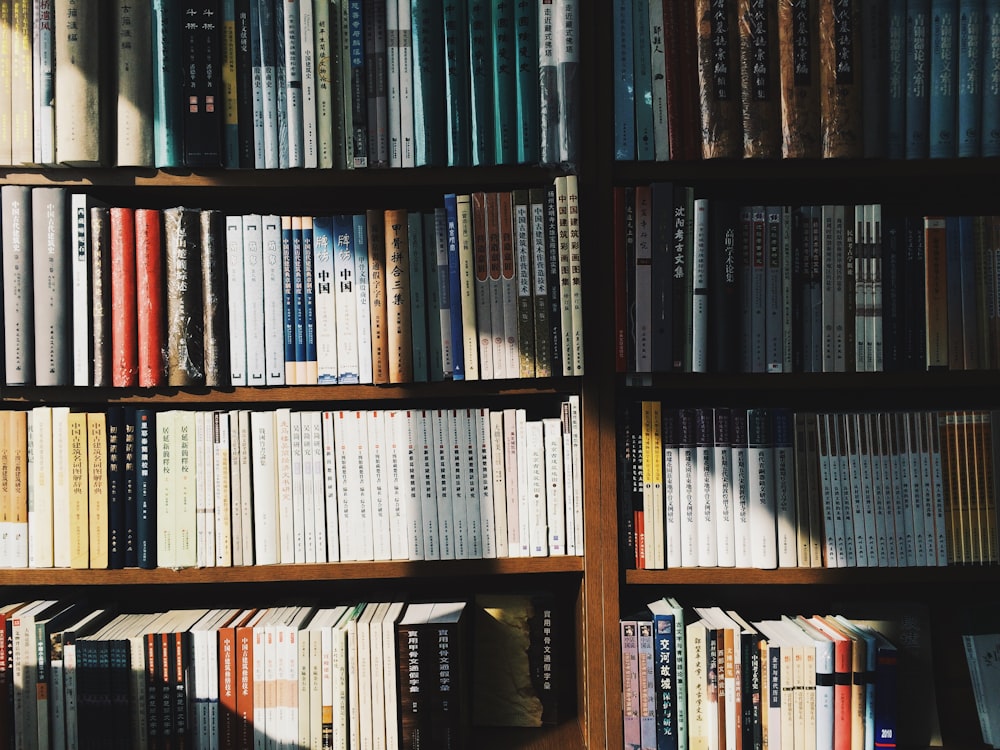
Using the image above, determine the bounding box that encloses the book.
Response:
[928,0,959,158]
[182,0,225,167]
[164,206,206,386]
[411,0,446,166]
[200,209,229,387]
[31,187,70,386]
[818,0,863,157]
[135,208,166,388]
[151,0,184,166]
[385,208,414,383]
[694,0,742,158]
[777,0,822,157]
[2,185,34,385]
[55,0,108,165]
[738,0,782,158]
[491,0,518,164]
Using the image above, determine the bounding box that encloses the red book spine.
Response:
[135,208,165,387]
[218,626,237,750]
[110,207,138,387]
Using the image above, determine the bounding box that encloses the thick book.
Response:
[2,185,34,385]
[818,0,863,157]
[492,0,518,164]
[385,209,414,383]
[366,209,391,384]
[442,0,471,166]
[906,0,932,158]
[468,0,495,166]
[31,187,70,386]
[55,0,108,165]
[89,204,112,387]
[115,0,154,166]
[164,207,206,386]
[200,209,228,386]
[738,0,782,158]
[110,206,138,388]
[694,0,743,158]
[151,0,184,167]
[777,0,822,157]
[928,0,959,158]
[135,208,166,388]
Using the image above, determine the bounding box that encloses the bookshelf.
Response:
[598,3,1000,750]
[0,3,603,750]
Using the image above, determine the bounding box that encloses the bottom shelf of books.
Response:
[617,582,999,750]
[0,580,581,750]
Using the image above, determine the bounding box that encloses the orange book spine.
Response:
[135,208,165,387]
[110,207,138,387]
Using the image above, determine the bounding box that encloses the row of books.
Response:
[615,0,1000,162]
[0,399,584,570]
[1,0,580,170]
[620,596,900,750]
[614,187,1000,374]
[0,593,568,750]
[0,176,583,388]
[618,403,1000,571]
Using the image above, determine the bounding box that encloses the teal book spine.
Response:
[887,0,908,157]
[981,0,1000,155]
[491,0,517,164]
[468,0,495,165]
[152,0,183,167]
[613,0,634,161]
[905,0,931,158]
[957,0,984,157]
[513,0,539,163]
[411,0,447,166]
[632,0,654,161]
[443,0,472,166]
[349,0,369,167]
[928,0,958,158]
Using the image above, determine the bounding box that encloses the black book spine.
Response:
[106,405,126,569]
[616,401,636,570]
[235,0,256,167]
[136,409,157,570]
[182,0,225,167]
[650,182,673,373]
[123,405,139,567]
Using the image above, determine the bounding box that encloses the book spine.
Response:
[110,206,139,387]
[738,0,781,158]
[135,208,166,388]
[695,0,742,159]
[152,0,184,167]
[116,0,154,166]
[957,0,984,157]
[906,0,932,158]
[777,0,822,157]
[284,0,305,167]
[442,0,471,166]
[983,0,1000,156]
[31,186,70,386]
[819,0,863,158]
[928,0,959,158]
[164,207,206,386]
[492,0,517,164]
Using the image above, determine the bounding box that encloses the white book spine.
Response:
[475,408,497,558]
[526,419,549,556]
[855,412,880,566]
[52,406,72,568]
[308,411,328,562]
[28,406,54,568]
[385,410,410,560]
[300,411,317,563]
[34,0,55,164]
[259,0,280,169]
[289,410,307,564]
[457,195,480,380]
[448,409,472,559]
[864,413,891,567]
[71,194,92,387]
[488,410,509,558]
[283,0,304,167]
[462,408,483,558]
[415,410,439,560]
[834,413,857,566]
[928,411,948,566]
[543,417,566,555]
[916,411,938,566]
[773,410,798,568]
[397,0,414,167]
[262,215,286,385]
[225,214,248,385]
[273,408,295,564]
[176,411,199,568]
[241,215,267,385]
[694,409,717,567]
[368,410,393,561]
[560,401,578,557]
[312,217,339,383]
[679,410,698,567]
[714,409,736,567]
[214,411,233,567]
[400,411,425,561]
[200,411,217,568]
[299,0,318,168]
[904,412,928,566]
[747,408,777,569]
[251,410,279,565]
[322,411,341,562]
[502,408,521,557]
[514,408,532,556]
[431,409,456,559]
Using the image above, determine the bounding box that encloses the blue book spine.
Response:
[257,0,280,169]
[292,218,307,377]
[411,0,446,166]
[906,0,932,158]
[135,409,156,570]
[423,211,445,381]
[302,218,317,382]
[407,212,429,382]
[613,0,635,160]
[281,218,296,379]
[871,637,898,750]
[929,0,959,157]
[249,0,266,167]
[444,193,466,380]
[982,0,1000,154]
[491,0,517,163]
[513,0,539,163]
[632,0,654,161]
[888,0,908,157]
[332,213,360,384]
[152,0,183,167]
[353,212,374,384]
[651,611,678,750]
[443,0,472,166]
[957,0,984,156]
[468,0,496,166]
